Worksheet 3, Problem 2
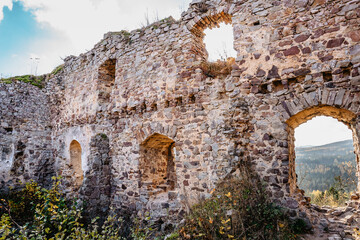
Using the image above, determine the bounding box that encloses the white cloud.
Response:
[204,23,236,61]
[7,0,192,74]
[1,0,193,75]
[295,116,353,147]
[0,0,13,22]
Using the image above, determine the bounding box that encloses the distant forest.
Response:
[295,139,357,194]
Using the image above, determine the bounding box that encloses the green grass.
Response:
[0,75,46,88]
[51,64,64,75]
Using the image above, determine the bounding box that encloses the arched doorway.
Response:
[286,106,360,199]
[295,116,357,206]
[69,140,83,188]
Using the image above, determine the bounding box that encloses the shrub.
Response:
[0,177,125,239]
[309,175,354,207]
[178,163,305,240]
[353,227,360,239]
[0,169,310,240]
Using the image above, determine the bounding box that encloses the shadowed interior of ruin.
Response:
[139,133,176,196]
[98,59,116,105]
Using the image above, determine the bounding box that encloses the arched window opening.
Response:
[204,22,236,61]
[287,106,359,207]
[98,59,116,104]
[69,140,83,188]
[189,12,235,78]
[139,133,176,196]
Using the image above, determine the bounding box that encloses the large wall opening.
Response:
[287,106,360,207]
[204,22,236,61]
[97,59,116,105]
[69,140,83,188]
[188,12,235,78]
[295,116,357,206]
[139,133,176,196]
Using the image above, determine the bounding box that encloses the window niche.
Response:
[139,133,176,196]
[192,13,236,78]
[203,22,236,62]
[97,59,116,105]
[69,140,83,188]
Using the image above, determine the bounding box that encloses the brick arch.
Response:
[134,123,177,144]
[277,87,359,121]
[186,11,233,38]
[286,105,360,197]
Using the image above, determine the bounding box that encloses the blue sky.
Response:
[0,0,235,76]
[0,1,40,76]
[0,2,60,76]
[0,0,194,76]
[0,1,68,76]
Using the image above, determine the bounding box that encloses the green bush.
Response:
[0,177,124,239]
[0,169,309,240]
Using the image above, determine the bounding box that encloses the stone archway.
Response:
[69,140,83,188]
[286,106,360,196]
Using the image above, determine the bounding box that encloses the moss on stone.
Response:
[0,75,46,88]
[51,64,64,75]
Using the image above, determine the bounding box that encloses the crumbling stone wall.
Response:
[80,133,112,221]
[0,81,54,191]
[1,0,360,235]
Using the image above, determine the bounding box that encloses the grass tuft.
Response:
[199,57,234,78]
[51,64,64,75]
[0,75,46,88]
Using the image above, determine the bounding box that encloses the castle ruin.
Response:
[1,0,360,237]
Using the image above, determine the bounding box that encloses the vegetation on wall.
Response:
[176,163,307,240]
[199,57,234,78]
[51,64,64,76]
[0,166,308,240]
[0,75,47,88]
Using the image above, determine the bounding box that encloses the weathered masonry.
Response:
[1,0,360,235]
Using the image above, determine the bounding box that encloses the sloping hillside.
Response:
[295,139,357,193]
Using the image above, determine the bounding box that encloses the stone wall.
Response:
[80,133,112,221]
[0,81,54,191]
[1,0,360,235]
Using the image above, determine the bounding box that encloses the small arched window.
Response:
[70,140,83,187]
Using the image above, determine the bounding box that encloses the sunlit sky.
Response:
[0,1,350,147]
[0,0,235,77]
[204,23,236,61]
[295,116,353,147]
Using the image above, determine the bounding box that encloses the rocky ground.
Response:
[302,199,360,240]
